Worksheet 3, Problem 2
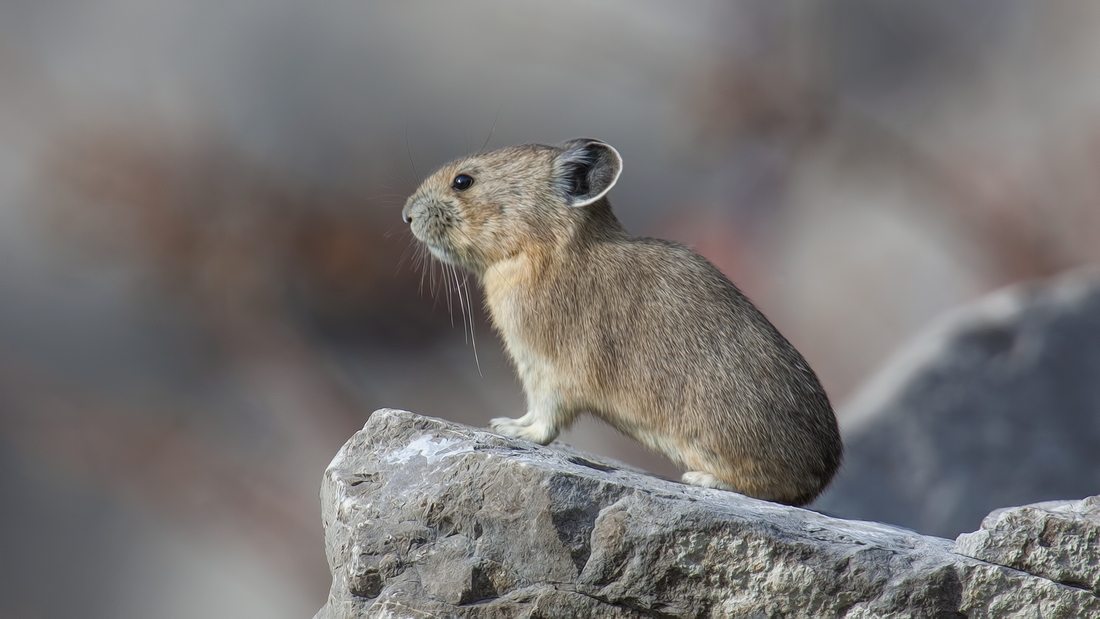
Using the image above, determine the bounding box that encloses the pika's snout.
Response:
[402,196,436,244]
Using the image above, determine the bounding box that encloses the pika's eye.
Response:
[451,174,474,191]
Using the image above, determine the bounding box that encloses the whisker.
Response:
[430,259,439,306]
[417,246,429,297]
[383,224,404,240]
[451,264,467,343]
[445,262,455,328]
[460,269,482,376]
[447,263,482,376]
[405,122,420,184]
[432,259,446,309]
[382,172,413,194]
[395,238,417,274]
[480,102,506,154]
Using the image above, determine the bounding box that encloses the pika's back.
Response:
[572,236,841,504]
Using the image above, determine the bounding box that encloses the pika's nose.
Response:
[402,198,424,224]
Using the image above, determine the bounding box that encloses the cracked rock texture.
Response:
[816,269,1100,538]
[956,496,1100,596]
[314,409,1100,618]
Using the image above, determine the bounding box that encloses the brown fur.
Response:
[402,139,841,506]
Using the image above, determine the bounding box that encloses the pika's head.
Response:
[401,138,622,274]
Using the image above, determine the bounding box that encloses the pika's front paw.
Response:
[489,416,559,445]
[682,471,737,491]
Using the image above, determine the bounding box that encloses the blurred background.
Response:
[2,1,1100,617]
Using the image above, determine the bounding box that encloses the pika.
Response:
[401,138,841,506]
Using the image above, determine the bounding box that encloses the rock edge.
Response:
[315,409,1100,618]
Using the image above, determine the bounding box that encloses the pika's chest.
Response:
[481,257,566,360]
[487,291,560,394]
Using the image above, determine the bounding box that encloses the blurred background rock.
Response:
[1,2,1099,617]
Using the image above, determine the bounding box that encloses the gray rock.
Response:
[815,269,1100,538]
[315,409,1100,618]
[956,496,1100,596]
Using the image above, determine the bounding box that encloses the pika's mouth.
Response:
[425,243,460,265]
[409,224,456,264]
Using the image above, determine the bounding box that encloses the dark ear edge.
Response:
[552,138,623,207]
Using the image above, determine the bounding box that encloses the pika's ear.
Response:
[552,138,623,207]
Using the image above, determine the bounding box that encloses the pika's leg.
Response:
[682,471,737,492]
[489,410,560,445]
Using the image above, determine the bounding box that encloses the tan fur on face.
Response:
[404,145,574,274]
[402,139,842,506]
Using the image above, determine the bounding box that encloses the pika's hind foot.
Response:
[682,471,737,491]
[489,415,559,445]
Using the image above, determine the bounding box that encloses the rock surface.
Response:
[815,269,1100,538]
[956,496,1100,596]
[315,409,1100,618]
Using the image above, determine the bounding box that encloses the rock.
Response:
[815,269,1100,538]
[956,496,1100,596]
[314,409,1100,618]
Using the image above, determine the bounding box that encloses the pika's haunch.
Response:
[401,138,841,506]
